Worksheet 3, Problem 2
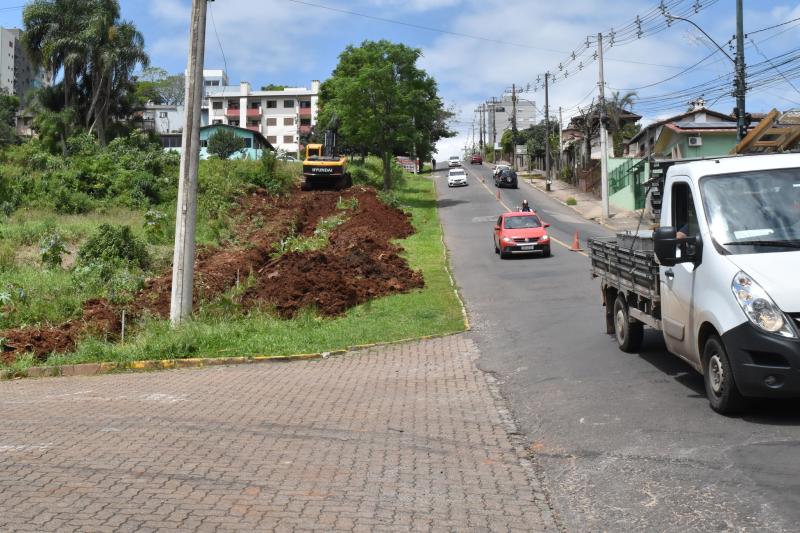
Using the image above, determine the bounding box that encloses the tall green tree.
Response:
[207,129,245,159]
[320,40,453,190]
[605,91,638,157]
[22,0,148,147]
[0,91,20,146]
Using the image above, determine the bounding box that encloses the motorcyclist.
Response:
[520,200,532,212]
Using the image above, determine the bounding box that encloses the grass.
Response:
[2,166,467,372]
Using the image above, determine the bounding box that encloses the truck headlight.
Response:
[731,271,796,338]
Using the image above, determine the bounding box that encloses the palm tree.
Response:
[86,19,148,144]
[605,91,638,157]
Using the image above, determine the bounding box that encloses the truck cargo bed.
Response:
[589,236,660,301]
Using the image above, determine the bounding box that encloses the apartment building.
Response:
[205,80,320,155]
[486,95,537,148]
[0,27,46,103]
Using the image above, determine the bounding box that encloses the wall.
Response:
[675,133,737,159]
[607,157,649,212]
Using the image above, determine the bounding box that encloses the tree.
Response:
[23,0,149,147]
[134,68,185,107]
[0,91,20,146]
[261,84,287,91]
[605,91,638,157]
[207,129,245,159]
[320,40,453,190]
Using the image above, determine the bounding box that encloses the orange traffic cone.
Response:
[570,230,583,252]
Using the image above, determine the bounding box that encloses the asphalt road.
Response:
[434,162,800,532]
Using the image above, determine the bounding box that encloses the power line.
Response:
[208,4,229,79]
[749,16,800,36]
[283,0,568,54]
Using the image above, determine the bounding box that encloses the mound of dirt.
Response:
[1,186,424,363]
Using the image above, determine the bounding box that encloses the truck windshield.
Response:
[700,168,800,254]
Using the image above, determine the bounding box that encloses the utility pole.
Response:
[481,104,486,159]
[488,97,499,162]
[170,0,209,326]
[597,32,610,222]
[735,0,747,140]
[558,106,564,180]
[511,83,518,170]
[544,73,551,191]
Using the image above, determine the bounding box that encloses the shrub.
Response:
[72,259,146,305]
[39,232,68,269]
[565,197,578,206]
[143,209,170,244]
[77,224,150,271]
[207,129,245,159]
[54,185,92,214]
[0,241,15,271]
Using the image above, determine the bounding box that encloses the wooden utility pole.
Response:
[597,32,610,222]
[170,0,209,326]
[488,97,499,161]
[544,73,551,191]
[558,106,564,179]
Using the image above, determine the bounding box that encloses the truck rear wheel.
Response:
[703,336,745,415]
[613,296,643,353]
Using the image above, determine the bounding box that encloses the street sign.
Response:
[515,145,528,155]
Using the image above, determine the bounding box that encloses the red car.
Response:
[470,154,483,164]
[493,211,551,258]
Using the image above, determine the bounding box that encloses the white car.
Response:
[493,164,511,177]
[447,168,468,187]
[448,155,462,168]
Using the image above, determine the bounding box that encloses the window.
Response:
[266,117,277,126]
[671,182,698,238]
[200,140,208,148]
[212,101,222,109]
[283,117,294,126]
[267,136,277,144]
[250,101,260,109]
[283,135,294,144]
[210,80,220,86]
[229,120,240,127]
[300,118,311,126]
[243,138,252,148]
[267,100,277,108]
[504,216,542,229]
[283,99,294,108]
[228,100,239,109]
[212,119,222,125]
[204,80,212,86]
[299,100,312,109]
[248,120,259,127]
[159,112,168,118]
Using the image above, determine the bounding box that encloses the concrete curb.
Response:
[3,329,469,381]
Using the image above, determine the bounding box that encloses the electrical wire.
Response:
[748,16,800,36]
[283,0,568,54]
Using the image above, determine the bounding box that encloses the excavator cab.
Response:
[306,144,323,160]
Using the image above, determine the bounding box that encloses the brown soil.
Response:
[1,186,423,363]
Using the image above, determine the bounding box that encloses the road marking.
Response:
[465,167,588,257]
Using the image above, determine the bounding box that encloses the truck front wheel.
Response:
[613,296,643,353]
[703,336,745,415]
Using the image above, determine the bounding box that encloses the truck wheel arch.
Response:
[698,322,721,371]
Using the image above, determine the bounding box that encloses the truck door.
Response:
[660,179,701,364]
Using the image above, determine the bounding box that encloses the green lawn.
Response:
[5,170,467,373]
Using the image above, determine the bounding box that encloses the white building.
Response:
[205,80,320,155]
[487,95,537,147]
[0,27,46,102]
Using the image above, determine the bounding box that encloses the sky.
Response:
[2,0,799,158]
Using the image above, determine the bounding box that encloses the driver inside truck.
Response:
[672,183,699,257]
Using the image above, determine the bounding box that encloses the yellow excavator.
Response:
[301,125,351,191]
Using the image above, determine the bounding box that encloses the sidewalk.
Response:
[520,171,645,233]
[0,336,557,532]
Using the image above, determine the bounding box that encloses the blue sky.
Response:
[2,0,799,156]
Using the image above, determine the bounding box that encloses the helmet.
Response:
[522,200,529,206]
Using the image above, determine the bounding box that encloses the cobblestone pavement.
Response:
[0,336,557,532]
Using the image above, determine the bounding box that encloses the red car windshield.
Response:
[504,215,541,229]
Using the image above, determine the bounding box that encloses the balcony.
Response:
[246,107,262,117]
[299,107,312,117]
[225,109,241,118]
[299,125,311,135]
[246,125,262,133]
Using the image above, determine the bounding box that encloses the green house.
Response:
[160,124,274,160]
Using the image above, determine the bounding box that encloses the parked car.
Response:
[493,164,511,177]
[470,154,483,165]
[493,212,551,258]
[448,155,462,168]
[494,168,518,188]
[447,168,468,187]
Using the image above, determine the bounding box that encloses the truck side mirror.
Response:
[654,227,679,266]
[654,227,702,266]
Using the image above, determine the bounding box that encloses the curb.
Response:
[3,329,470,382]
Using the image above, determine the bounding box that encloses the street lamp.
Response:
[667,0,747,140]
